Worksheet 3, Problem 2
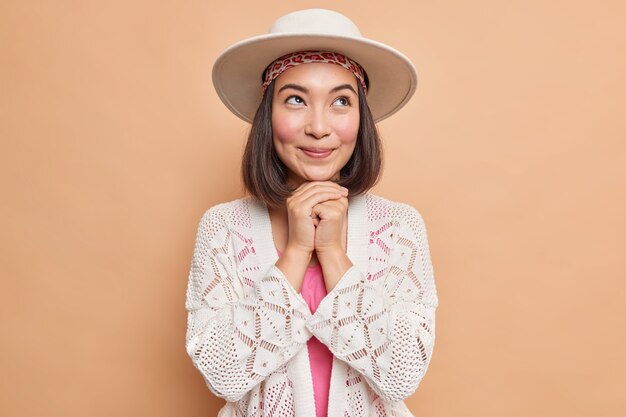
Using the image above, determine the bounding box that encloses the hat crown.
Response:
[269,9,362,38]
[212,8,418,123]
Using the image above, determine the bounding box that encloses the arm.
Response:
[307,205,439,402]
[185,206,313,402]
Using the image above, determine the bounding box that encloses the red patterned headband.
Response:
[262,51,368,94]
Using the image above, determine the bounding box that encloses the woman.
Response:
[185,9,439,417]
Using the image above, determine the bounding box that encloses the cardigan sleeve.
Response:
[185,206,313,402]
[306,204,439,402]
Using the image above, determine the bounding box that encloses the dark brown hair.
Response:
[241,79,382,207]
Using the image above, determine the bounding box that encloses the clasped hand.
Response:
[285,181,348,259]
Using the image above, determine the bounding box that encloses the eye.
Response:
[333,96,351,106]
[285,95,305,105]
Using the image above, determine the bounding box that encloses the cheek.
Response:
[334,114,360,146]
[272,111,300,145]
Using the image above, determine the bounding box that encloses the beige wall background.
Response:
[1,0,624,416]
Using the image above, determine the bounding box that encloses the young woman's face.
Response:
[271,63,360,187]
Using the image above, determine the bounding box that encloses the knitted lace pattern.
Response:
[185,194,439,417]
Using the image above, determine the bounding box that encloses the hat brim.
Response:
[212,33,418,123]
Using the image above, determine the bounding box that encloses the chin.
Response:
[304,172,340,182]
[292,169,341,184]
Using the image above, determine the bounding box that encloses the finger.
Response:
[287,186,348,211]
[288,192,346,219]
[315,197,349,210]
[293,180,346,191]
[291,181,348,197]
[313,199,349,219]
[295,185,348,204]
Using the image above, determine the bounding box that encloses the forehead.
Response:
[273,63,358,89]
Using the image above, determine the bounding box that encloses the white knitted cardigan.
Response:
[185,194,439,417]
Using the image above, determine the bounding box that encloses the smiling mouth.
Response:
[300,147,334,159]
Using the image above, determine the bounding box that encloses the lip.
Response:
[300,147,334,159]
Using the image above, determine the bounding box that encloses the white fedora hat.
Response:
[212,8,418,123]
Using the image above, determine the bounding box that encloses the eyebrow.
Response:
[329,84,357,95]
[277,83,357,95]
[278,83,308,94]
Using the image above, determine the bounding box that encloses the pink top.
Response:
[278,251,333,417]
[301,263,333,417]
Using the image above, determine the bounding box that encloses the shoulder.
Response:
[360,193,430,242]
[363,193,427,227]
[193,197,261,242]
[198,197,255,226]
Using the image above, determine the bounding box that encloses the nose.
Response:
[304,107,331,139]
